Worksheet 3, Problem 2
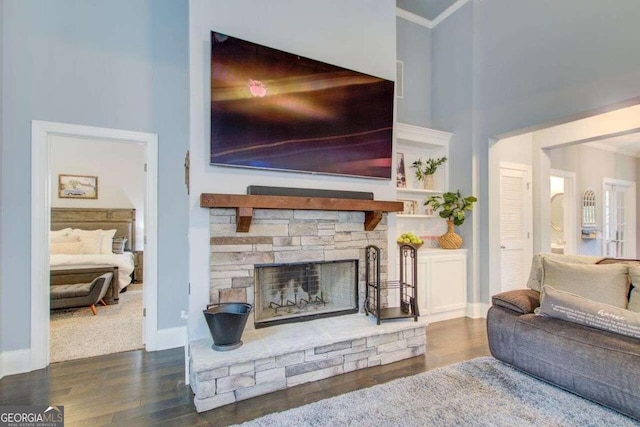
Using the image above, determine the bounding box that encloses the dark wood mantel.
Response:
[200,193,403,232]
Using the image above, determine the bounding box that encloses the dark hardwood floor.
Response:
[0,317,490,426]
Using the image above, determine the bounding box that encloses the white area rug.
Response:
[237,357,639,427]
[49,282,143,363]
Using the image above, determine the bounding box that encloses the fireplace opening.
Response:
[254,259,358,328]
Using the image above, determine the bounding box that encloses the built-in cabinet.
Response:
[417,249,468,322]
[395,122,453,244]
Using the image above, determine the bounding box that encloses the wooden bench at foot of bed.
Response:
[50,265,120,305]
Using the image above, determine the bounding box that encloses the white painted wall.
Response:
[188,0,397,342]
[549,144,638,256]
[50,135,145,250]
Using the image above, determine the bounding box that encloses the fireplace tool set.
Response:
[365,244,419,325]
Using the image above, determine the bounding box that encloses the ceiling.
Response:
[584,131,640,158]
[396,0,459,21]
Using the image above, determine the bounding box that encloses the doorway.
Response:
[603,179,636,258]
[31,121,158,369]
[549,170,576,255]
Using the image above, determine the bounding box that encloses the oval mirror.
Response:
[550,193,564,232]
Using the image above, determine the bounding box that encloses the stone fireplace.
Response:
[254,259,358,327]
[190,196,426,413]
[208,208,388,329]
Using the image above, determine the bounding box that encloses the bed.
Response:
[50,208,137,294]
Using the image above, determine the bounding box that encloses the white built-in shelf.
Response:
[396,122,452,150]
[397,214,436,219]
[397,188,442,195]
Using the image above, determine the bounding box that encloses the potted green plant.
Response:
[425,190,477,249]
[411,157,447,189]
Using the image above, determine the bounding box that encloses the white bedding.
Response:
[50,252,135,289]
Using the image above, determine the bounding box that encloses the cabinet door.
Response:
[428,255,467,314]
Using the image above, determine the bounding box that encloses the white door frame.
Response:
[602,177,636,258]
[497,161,533,293]
[31,120,159,370]
[550,169,577,254]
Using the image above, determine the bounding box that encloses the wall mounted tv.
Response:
[210,31,394,180]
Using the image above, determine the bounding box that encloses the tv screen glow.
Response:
[210,31,394,179]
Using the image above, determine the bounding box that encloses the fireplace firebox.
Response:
[254,260,358,327]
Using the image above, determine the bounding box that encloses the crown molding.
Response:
[396,7,433,29]
[397,0,471,30]
[431,0,470,28]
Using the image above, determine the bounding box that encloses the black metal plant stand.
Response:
[364,244,419,325]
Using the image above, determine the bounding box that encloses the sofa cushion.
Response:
[526,253,603,292]
[540,285,640,340]
[541,258,629,308]
[491,289,540,314]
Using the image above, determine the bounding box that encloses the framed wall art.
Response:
[58,174,98,199]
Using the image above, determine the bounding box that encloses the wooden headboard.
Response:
[51,208,136,251]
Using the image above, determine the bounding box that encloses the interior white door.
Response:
[500,165,531,292]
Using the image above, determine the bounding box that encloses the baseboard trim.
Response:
[153,326,187,351]
[0,349,32,379]
[466,303,490,319]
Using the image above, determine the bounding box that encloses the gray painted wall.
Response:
[0,0,4,355]
[0,0,189,352]
[432,0,640,302]
[397,0,456,21]
[431,2,476,300]
[396,17,431,127]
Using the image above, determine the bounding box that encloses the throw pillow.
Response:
[50,234,80,244]
[526,253,603,292]
[627,265,640,312]
[539,285,640,340]
[71,228,117,254]
[100,229,118,255]
[541,258,629,308]
[50,228,72,239]
[78,234,103,254]
[629,288,640,313]
[50,241,84,255]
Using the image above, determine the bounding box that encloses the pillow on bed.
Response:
[77,234,103,254]
[100,229,117,254]
[71,229,117,254]
[50,241,84,255]
[50,228,72,239]
[50,234,80,244]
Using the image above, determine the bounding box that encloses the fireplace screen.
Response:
[254,259,358,327]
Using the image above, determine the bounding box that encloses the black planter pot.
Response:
[203,303,253,351]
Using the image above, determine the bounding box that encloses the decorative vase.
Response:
[438,219,463,249]
[423,174,435,190]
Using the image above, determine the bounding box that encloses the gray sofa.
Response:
[487,287,640,421]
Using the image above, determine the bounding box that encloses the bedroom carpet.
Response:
[236,357,639,427]
[49,282,143,363]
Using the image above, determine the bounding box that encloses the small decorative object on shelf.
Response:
[411,156,447,190]
[396,152,407,188]
[425,190,477,249]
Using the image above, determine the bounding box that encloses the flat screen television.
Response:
[210,31,394,179]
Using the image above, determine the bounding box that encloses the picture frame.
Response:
[396,152,407,188]
[398,199,416,215]
[58,174,98,199]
